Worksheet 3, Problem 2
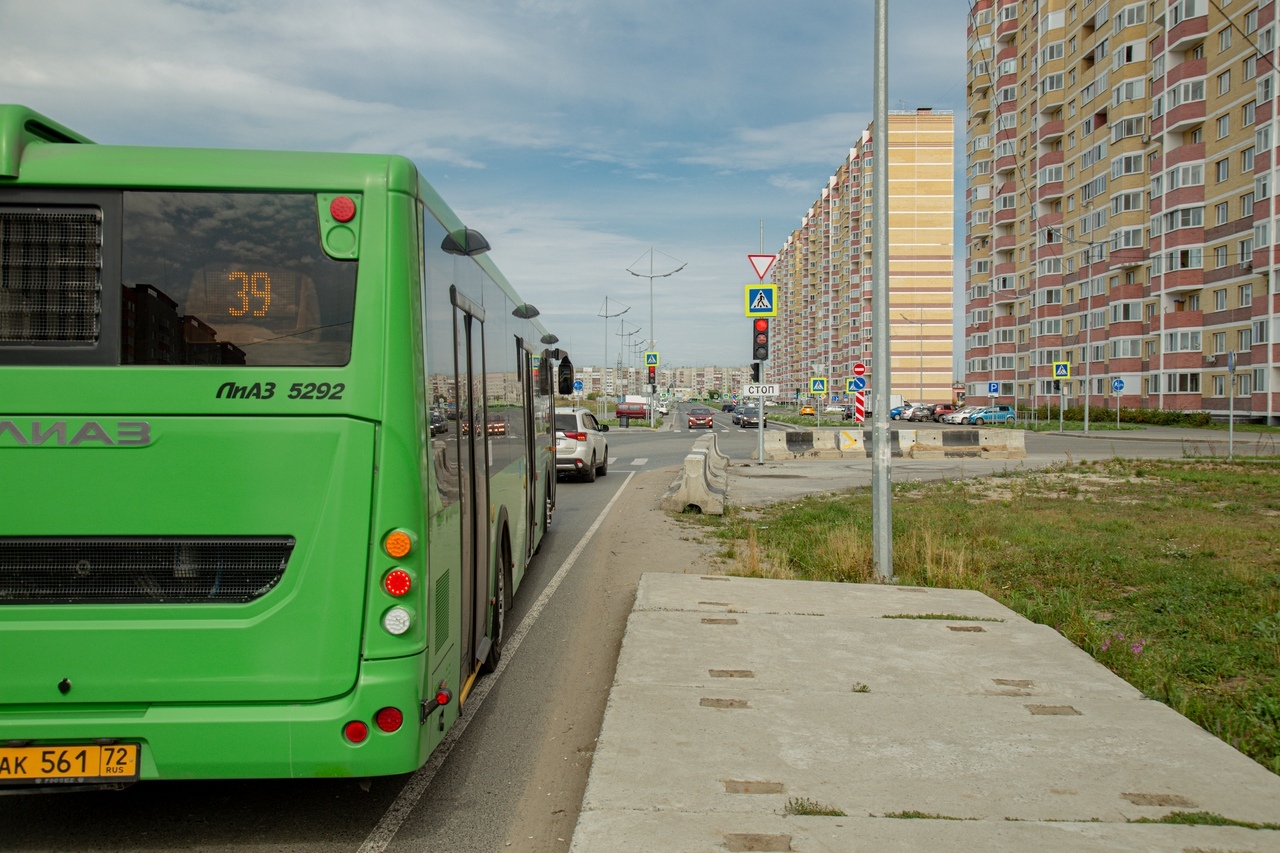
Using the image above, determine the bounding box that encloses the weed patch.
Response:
[725,459,1280,774]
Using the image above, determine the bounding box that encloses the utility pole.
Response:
[870,0,893,581]
[628,248,686,428]
[598,297,630,401]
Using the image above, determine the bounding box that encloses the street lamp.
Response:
[598,297,630,401]
[628,248,686,427]
[900,311,924,404]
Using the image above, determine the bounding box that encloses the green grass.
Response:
[784,797,847,816]
[1130,811,1280,830]
[714,458,1280,774]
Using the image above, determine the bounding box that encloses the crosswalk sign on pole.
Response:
[744,284,778,317]
[810,377,827,395]
[645,351,659,367]
[1052,361,1071,379]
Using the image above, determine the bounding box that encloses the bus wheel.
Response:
[481,533,512,674]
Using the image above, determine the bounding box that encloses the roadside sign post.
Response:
[1053,362,1071,432]
[810,377,828,429]
[848,364,867,424]
[1111,378,1124,430]
[645,351,659,429]
[1228,351,1236,460]
[744,271,778,464]
[573,378,584,401]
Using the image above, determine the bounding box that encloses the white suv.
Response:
[554,407,609,482]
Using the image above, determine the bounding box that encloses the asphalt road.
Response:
[0,415,1257,852]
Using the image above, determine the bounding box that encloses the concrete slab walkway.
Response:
[571,574,1280,852]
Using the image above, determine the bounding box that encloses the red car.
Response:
[687,407,715,429]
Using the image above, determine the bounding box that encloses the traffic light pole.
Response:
[758,361,765,467]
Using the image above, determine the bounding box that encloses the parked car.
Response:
[614,401,650,422]
[738,406,767,428]
[657,401,670,415]
[687,407,715,429]
[930,403,957,422]
[906,404,934,422]
[968,405,1016,425]
[943,406,980,424]
[889,405,907,420]
[721,402,737,412]
[554,407,609,482]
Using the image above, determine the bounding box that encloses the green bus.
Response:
[0,105,566,787]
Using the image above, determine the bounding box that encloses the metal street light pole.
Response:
[598,297,630,401]
[870,0,892,581]
[629,248,686,427]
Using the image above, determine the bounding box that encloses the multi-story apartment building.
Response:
[965,0,1278,422]
[771,109,955,405]
[567,365,749,400]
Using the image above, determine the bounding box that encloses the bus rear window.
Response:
[122,192,356,366]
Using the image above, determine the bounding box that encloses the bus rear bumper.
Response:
[0,653,459,784]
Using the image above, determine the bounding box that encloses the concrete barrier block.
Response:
[838,428,867,458]
[809,429,843,458]
[661,437,727,515]
[908,430,945,458]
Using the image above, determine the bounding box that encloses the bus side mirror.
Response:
[557,357,574,396]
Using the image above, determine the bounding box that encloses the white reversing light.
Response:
[383,606,412,635]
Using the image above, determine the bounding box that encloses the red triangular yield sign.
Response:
[748,254,777,280]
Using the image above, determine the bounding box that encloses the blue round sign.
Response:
[852,376,867,391]
[1111,378,1124,392]
[573,380,583,392]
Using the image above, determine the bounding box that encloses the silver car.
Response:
[554,407,609,482]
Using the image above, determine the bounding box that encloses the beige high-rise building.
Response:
[771,109,955,406]
[964,0,1278,423]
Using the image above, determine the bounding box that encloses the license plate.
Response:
[0,743,140,785]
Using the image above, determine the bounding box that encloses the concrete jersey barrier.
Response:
[661,433,729,514]
[757,427,1025,461]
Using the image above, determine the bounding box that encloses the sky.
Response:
[1,0,970,370]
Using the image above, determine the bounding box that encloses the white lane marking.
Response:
[631,458,648,466]
[357,472,636,853]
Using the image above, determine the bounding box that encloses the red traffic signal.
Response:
[647,365,656,384]
[751,318,770,361]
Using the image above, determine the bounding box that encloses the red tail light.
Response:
[565,431,587,441]
[344,721,369,743]
[375,707,404,732]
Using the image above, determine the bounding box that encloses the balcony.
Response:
[1163,100,1206,135]
[1037,119,1064,144]
[1166,14,1208,53]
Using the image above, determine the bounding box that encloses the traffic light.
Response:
[752,318,770,360]
[648,365,656,387]
[750,362,761,382]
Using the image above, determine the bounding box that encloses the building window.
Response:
[1217,115,1230,138]
[1240,284,1253,307]
[1216,202,1229,224]
[1216,159,1229,182]
[1218,70,1231,95]
[1215,289,1227,311]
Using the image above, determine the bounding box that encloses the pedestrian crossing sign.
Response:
[645,351,659,367]
[1053,361,1071,378]
[744,284,777,317]
[810,377,827,394]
